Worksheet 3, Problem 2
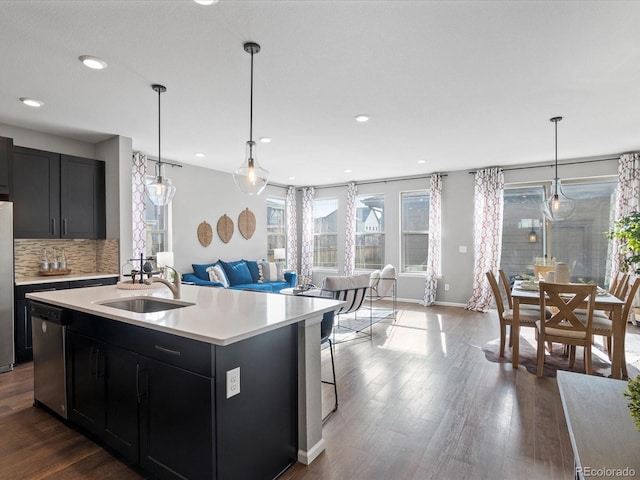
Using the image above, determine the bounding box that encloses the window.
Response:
[145,189,171,256]
[501,180,617,287]
[266,197,286,261]
[401,191,429,272]
[313,198,338,268]
[355,194,385,270]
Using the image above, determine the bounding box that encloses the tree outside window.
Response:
[401,191,429,272]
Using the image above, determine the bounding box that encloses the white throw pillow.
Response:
[212,264,229,288]
[377,264,397,298]
[206,266,220,283]
[369,269,381,291]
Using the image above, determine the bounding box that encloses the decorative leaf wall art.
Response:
[217,214,234,244]
[197,221,213,247]
[238,208,256,240]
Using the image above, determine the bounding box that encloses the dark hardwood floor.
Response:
[4,302,621,479]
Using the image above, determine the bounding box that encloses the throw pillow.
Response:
[257,263,264,283]
[220,260,253,286]
[192,262,218,281]
[206,266,220,283]
[212,264,230,288]
[244,259,260,283]
[261,261,285,282]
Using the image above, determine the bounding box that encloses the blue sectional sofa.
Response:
[182,259,297,293]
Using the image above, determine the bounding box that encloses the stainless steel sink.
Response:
[99,297,194,313]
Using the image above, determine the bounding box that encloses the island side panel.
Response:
[215,323,298,480]
[297,313,325,465]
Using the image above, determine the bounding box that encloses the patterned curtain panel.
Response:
[466,168,504,312]
[344,182,357,276]
[301,187,315,282]
[132,152,147,257]
[286,186,298,272]
[611,153,640,275]
[423,173,443,306]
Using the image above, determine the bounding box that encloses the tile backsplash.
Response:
[14,238,119,279]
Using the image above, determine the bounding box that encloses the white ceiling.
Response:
[1,0,639,187]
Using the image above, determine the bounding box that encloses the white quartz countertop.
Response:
[26,284,344,346]
[16,272,119,286]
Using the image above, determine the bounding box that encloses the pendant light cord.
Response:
[249,49,254,143]
[158,87,162,167]
[554,118,558,181]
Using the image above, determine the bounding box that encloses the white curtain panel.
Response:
[301,187,315,282]
[611,153,640,276]
[344,182,357,276]
[423,173,442,306]
[286,186,298,272]
[132,152,147,257]
[466,168,504,312]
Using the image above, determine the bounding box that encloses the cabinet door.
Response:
[15,281,69,364]
[102,343,139,464]
[0,136,12,197]
[66,330,105,435]
[60,155,105,239]
[12,146,60,238]
[139,356,215,480]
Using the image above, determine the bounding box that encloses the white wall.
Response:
[0,123,96,158]
[166,163,288,274]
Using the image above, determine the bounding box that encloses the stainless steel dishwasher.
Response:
[31,301,68,419]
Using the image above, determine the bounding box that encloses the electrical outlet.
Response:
[226,367,240,399]
[445,284,450,291]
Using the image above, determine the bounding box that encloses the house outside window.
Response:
[145,187,171,256]
[266,197,286,261]
[401,191,429,272]
[355,194,385,270]
[313,198,338,268]
[501,179,616,287]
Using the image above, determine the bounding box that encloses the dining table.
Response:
[511,281,626,379]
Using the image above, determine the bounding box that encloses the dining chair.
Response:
[536,282,597,377]
[590,275,640,378]
[614,273,631,299]
[487,271,542,356]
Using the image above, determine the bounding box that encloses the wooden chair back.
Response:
[498,269,513,309]
[614,273,631,299]
[539,282,596,338]
[622,275,640,322]
[486,271,506,317]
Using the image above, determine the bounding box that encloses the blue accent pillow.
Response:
[220,260,253,286]
[244,259,260,283]
[192,262,218,281]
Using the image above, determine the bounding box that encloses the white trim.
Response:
[297,438,326,465]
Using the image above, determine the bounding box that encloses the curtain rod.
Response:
[146,156,183,168]
[290,173,447,191]
[467,156,619,174]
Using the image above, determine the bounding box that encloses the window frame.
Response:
[400,189,430,274]
[313,197,339,269]
[266,196,287,262]
[354,193,385,271]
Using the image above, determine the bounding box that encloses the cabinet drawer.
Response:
[67,311,214,377]
[70,277,118,289]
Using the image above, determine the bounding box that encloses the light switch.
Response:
[459,245,467,253]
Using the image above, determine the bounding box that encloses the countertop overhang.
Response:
[26,284,344,346]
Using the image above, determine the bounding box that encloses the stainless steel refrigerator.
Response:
[0,202,14,372]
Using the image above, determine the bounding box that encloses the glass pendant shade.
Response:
[542,178,575,222]
[146,162,176,206]
[528,227,537,243]
[233,140,269,195]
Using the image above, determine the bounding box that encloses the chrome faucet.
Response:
[145,266,182,299]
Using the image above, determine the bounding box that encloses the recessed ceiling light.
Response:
[194,0,218,4]
[20,97,44,108]
[195,153,206,158]
[344,169,352,173]
[289,176,295,181]
[79,55,108,70]
[417,160,426,164]
[355,114,369,122]
[259,137,272,143]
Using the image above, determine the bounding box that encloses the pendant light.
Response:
[146,84,176,206]
[233,42,269,195]
[541,116,575,222]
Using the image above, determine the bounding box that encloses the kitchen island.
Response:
[26,284,344,480]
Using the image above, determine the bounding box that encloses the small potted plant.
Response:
[607,211,640,321]
[625,375,640,431]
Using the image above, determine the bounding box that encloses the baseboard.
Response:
[298,438,326,465]
[433,301,467,308]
